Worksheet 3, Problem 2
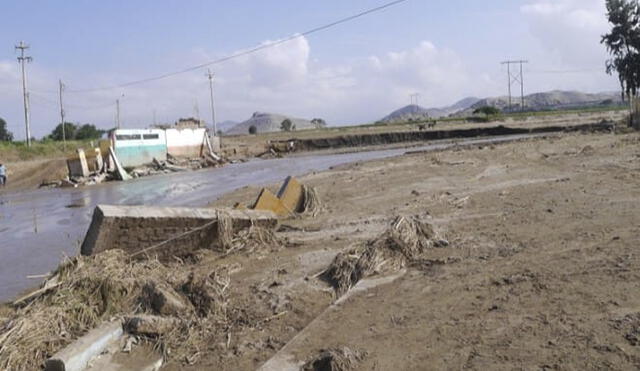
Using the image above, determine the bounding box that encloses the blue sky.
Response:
[0,0,619,138]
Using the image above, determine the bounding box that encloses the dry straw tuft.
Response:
[323,216,439,296]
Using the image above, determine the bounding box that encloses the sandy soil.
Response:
[141,130,640,370]
[0,158,67,192]
[2,126,638,370]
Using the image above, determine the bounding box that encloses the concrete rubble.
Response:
[44,321,123,371]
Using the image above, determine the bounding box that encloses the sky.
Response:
[0,0,621,139]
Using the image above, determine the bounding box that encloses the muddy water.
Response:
[0,135,533,301]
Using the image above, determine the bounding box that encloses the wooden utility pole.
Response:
[206,69,217,136]
[59,80,66,150]
[15,41,33,146]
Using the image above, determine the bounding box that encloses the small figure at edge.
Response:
[0,163,6,187]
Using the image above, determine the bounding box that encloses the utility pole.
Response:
[194,100,200,121]
[16,41,33,146]
[410,93,421,113]
[116,99,121,129]
[410,93,421,105]
[115,93,124,129]
[501,60,528,112]
[58,80,66,150]
[206,69,217,136]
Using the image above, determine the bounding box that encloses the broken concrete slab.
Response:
[44,320,123,371]
[81,205,277,259]
[252,176,305,217]
[277,176,304,213]
[84,343,163,371]
[66,149,90,178]
[109,147,132,181]
[253,188,292,217]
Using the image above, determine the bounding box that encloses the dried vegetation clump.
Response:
[323,216,441,296]
[0,221,284,370]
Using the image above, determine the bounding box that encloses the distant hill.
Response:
[225,112,318,135]
[459,90,623,115]
[216,120,239,133]
[381,91,622,123]
[381,105,431,123]
[381,97,480,123]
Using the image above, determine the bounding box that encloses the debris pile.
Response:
[130,154,225,178]
[303,346,367,371]
[323,216,442,296]
[0,250,172,370]
[0,227,281,370]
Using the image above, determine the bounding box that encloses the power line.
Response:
[30,91,115,110]
[66,0,409,93]
[527,68,602,74]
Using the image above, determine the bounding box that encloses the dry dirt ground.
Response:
[0,110,625,191]
[0,158,67,192]
[2,130,638,370]
[157,130,640,370]
[221,110,627,159]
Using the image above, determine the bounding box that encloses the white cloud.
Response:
[0,18,620,140]
[521,0,609,66]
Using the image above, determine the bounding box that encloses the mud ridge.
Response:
[273,121,615,152]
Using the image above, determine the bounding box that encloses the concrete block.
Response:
[81,205,277,259]
[45,321,123,371]
[250,176,306,217]
[67,149,90,178]
[277,176,304,213]
[253,188,292,217]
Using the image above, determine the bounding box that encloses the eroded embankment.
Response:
[273,121,615,152]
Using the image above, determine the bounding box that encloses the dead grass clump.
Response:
[227,225,283,255]
[323,216,438,296]
[300,184,323,217]
[181,269,230,318]
[216,210,283,255]
[303,346,367,371]
[0,250,172,371]
[217,210,234,252]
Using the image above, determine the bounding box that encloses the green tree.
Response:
[473,106,501,117]
[602,0,640,99]
[248,125,258,135]
[280,119,295,132]
[49,122,77,141]
[311,118,327,129]
[75,124,104,140]
[0,117,13,142]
